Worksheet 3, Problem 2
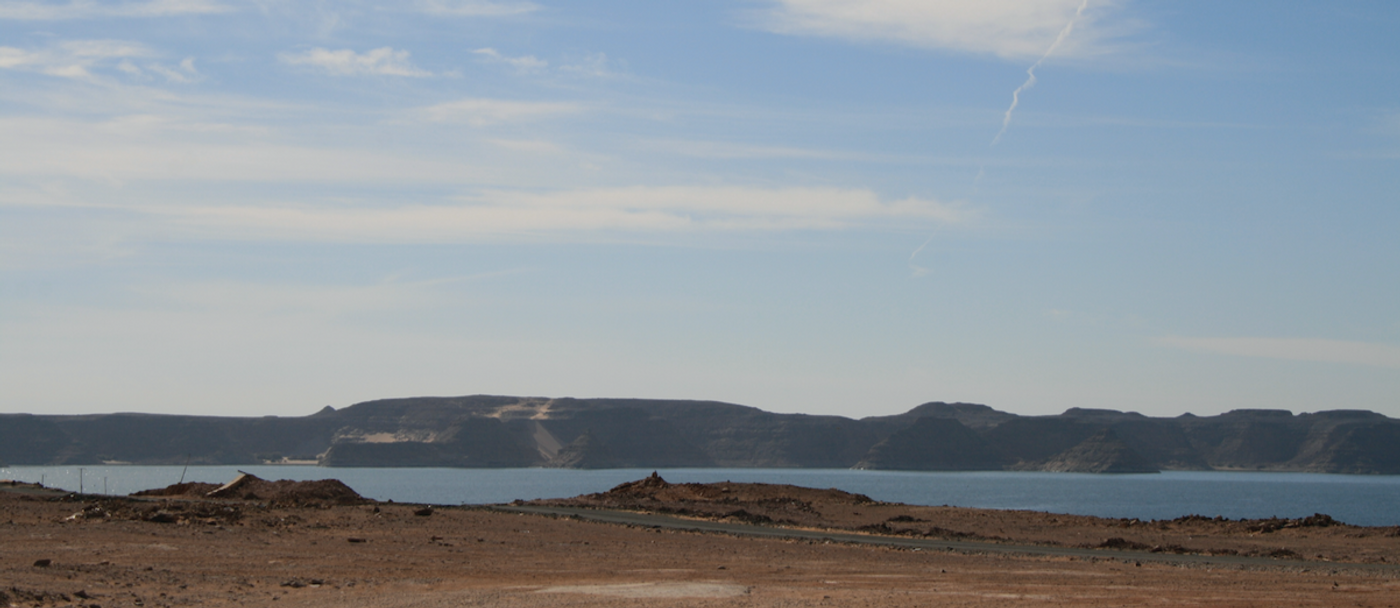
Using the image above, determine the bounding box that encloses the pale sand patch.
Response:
[535,582,750,598]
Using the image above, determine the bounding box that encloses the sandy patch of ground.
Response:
[529,472,1400,564]
[2,475,1398,607]
[535,582,750,598]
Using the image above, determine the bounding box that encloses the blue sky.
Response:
[1,0,1397,419]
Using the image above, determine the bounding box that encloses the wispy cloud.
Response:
[487,139,566,154]
[414,0,538,17]
[418,98,582,126]
[473,47,547,72]
[143,56,202,83]
[755,0,1124,60]
[0,0,232,20]
[0,115,478,182]
[645,138,927,163]
[560,52,616,77]
[150,276,525,315]
[279,47,431,77]
[1155,336,1400,371]
[0,39,153,79]
[68,186,969,243]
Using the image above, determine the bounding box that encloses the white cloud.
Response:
[756,0,1125,60]
[115,59,144,76]
[418,98,581,126]
[0,115,482,182]
[130,186,970,242]
[487,139,566,154]
[560,52,615,78]
[145,56,201,83]
[1155,336,1400,371]
[472,47,547,72]
[0,39,153,79]
[0,0,232,20]
[279,47,431,77]
[647,138,916,163]
[415,0,537,17]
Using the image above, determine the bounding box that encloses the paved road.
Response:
[493,505,1400,574]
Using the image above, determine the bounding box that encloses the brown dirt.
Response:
[132,474,367,508]
[130,482,222,498]
[530,472,1400,564]
[1,474,1397,607]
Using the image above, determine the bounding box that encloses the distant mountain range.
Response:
[4,396,1399,474]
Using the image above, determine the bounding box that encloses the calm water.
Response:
[4,465,1398,527]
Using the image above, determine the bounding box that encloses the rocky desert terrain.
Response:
[2,474,1398,607]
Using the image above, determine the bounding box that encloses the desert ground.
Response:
[2,474,1398,607]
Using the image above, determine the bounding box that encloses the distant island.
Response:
[3,396,1399,474]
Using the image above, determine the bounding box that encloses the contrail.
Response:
[907,231,937,276]
[913,1,1090,277]
[991,0,1089,146]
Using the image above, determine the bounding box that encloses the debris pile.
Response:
[136,472,368,508]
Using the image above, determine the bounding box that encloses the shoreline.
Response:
[3,475,1398,606]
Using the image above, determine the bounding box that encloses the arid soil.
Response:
[3,476,1399,607]
[531,472,1400,564]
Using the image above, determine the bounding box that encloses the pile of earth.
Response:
[530,471,884,527]
[131,472,368,507]
[52,473,368,526]
[130,481,222,497]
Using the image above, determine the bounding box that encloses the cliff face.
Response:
[4,397,1400,474]
[855,417,1008,471]
[1034,428,1159,474]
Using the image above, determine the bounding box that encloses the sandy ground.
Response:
[3,477,1399,607]
[531,473,1400,564]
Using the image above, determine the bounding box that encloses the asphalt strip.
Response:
[492,505,1400,575]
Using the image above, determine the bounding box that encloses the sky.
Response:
[1,0,1397,420]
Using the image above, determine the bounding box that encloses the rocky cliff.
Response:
[4,396,1399,473]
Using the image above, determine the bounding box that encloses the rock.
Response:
[145,511,179,524]
[1037,428,1159,474]
[33,558,52,567]
[856,417,1009,471]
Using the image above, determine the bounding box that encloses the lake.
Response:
[4,465,1398,527]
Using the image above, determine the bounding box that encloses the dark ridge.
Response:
[4,397,1399,473]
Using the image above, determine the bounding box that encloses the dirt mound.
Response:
[208,473,368,507]
[604,471,673,496]
[132,482,221,497]
[530,474,880,529]
[134,473,368,507]
[588,473,875,506]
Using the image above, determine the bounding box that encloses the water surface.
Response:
[4,465,1397,526]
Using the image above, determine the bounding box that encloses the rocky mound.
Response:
[131,481,221,497]
[586,471,875,506]
[530,472,877,527]
[133,473,368,507]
